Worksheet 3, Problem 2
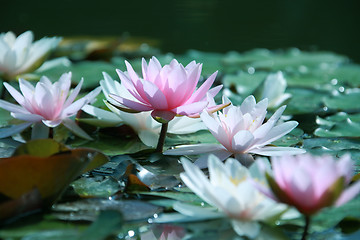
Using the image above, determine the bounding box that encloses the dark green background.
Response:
[2,0,360,61]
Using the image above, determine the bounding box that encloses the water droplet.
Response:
[247,67,255,74]
[153,213,158,218]
[330,79,338,85]
[302,133,311,139]
[338,86,345,92]
[128,230,135,237]
[201,202,205,206]
[323,106,328,112]
[298,65,308,73]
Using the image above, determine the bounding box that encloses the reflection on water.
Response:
[1,0,359,61]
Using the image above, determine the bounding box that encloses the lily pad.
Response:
[71,176,121,198]
[315,112,360,137]
[303,137,360,168]
[222,48,347,72]
[222,71,268,97]
[323,90,360,111]
[284,88,328,115]
[52,199,162,222]
[69,132,150,156]
[36,61,117,89]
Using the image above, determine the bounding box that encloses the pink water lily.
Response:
[82,72,208,147]
[261,154,360,216]
[109,56,223,122]
[0,72,101,139]
[165,95,305,168]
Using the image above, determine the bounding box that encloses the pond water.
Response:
[2,0,360,61]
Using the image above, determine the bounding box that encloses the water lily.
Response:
[0,31,61,80]
[258,71,291,108]
[262,154,360,215]
[109,57,225,151]
[0,72,101,140]
[109,56,223,122]
[165,95,305,168]
[82,72,207,147]
[179,155,287,238]
[259,153,360,239]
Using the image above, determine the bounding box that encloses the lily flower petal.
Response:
[0,30,61,79]
[179,155,287,238]
[110,57,222,122]
[165,95,305,167]
[0,72,100,139]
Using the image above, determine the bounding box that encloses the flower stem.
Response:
[31,122,50,139]
[301,215,311,240]
[156,122,168,152]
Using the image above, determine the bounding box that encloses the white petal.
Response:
[253,121,298,147]
[0,122,32,138]
[249,146,306,156]
[164,143,225,156]
[82,105,121,122]
[62,118,93,140]
[194,150,233,169]
[138,129,159,147]
[11,112,44,122]
[0,99,28,114]
[173,202,223,219]
[232,130,254,153]
[231,220,260,238]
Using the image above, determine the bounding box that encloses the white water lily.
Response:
[0,72,101,140]
[259,71,291,108]
[165,95,305,168]
[179,155,287,238]
[0,31,61,80]
[82,72,207,147]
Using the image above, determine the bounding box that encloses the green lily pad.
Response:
[323,90,360,111]
[13,139,68,157]
[327,64,360,88]
[303,137,360,168]
[69,132,150,156]
[222,71,268,97]
[271,128,304,147]
[312,197,360,231]
[52,199,162,222]
[71,176,121,198]
[0,109,11,127]
[175,50,225,76]
[36,61,117,89]
[284,88,328,115]
[222,48,347,72]
[286,73,331,88]
[165,130,218,147]
[315,112,360,137]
